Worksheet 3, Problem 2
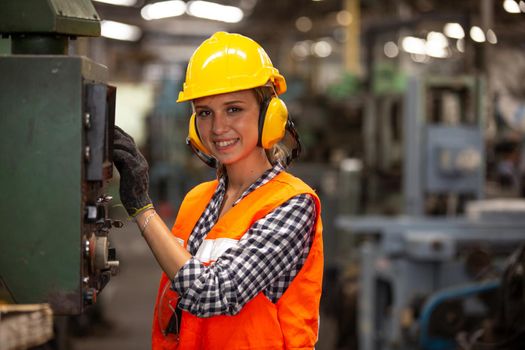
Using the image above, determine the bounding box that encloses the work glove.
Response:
[113,126,153,217]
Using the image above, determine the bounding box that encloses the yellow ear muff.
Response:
[187,113,211,156]
[260,97,288,149]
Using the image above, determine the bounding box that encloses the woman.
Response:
[113,32,323,349]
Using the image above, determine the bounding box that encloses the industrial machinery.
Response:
[337,75,525,350]
[0,0,120,315]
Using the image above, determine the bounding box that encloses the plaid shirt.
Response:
[171,164,316,317]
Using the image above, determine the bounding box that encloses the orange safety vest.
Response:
[152,171,323,350]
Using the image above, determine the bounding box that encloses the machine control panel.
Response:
[81,82,120,308]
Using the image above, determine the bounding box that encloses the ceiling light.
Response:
[295,16,312,32]
[426,46,448,58]
[426,32,448,47]
[187,1,244,23]
[93,0,137,6]
[313,40,332,58]
[292,41,311,59]
[141,1,186,20]
[470,26,486,43]
[443,23,465,39]
[486,29,498,44]
[341,158,362,173]
[503,0,521,13]
[336,10,352,26]
[384,41,399,58]
[456,38,465,52]
[426,31,449,58]
[402,36,426,55]
[101,20,142,41]
[410,53,428,63]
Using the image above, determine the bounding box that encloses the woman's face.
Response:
[194,89,263,166]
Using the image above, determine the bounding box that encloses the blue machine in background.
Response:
[336,75,525,350]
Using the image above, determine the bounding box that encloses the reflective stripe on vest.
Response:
[195,238,238,263]
[152,171,323,350]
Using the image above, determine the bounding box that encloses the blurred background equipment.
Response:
[335,73,525,350]
[0,0,120,317]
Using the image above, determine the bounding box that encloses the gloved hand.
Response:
[113,126,153,217]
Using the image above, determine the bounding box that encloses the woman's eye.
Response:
[197,110,211,118]
[227,107,241,113]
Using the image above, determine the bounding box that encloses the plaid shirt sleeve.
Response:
[171,193,316,317]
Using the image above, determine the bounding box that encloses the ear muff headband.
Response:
[186,113,217,168]
[258,97,288,149]
[284,119,302,166]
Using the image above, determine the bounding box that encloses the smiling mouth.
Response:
[213,138,239,151]
[214,139,239,149]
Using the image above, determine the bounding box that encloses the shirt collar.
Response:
[216,163,285,206]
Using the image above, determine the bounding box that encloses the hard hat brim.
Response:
[177,72,286,103]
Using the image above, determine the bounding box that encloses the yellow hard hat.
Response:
[177,32,287,102]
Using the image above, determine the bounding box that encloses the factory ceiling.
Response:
[93,0,525,40]
[90,0,525,80]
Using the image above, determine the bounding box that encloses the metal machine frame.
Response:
[0,0,120,315]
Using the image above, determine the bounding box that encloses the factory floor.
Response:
[69,219,337,350]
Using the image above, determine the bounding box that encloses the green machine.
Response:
[0,0,121,314]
